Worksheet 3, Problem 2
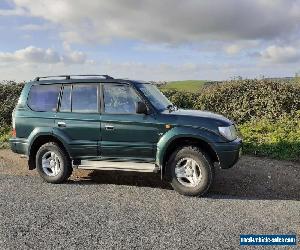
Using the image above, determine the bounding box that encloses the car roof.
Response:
[28,75,150,85]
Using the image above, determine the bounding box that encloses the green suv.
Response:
[10,75,242,196]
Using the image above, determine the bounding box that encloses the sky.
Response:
[0,0,300,81]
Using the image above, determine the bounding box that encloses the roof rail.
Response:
[69,75,114,79]
[34,75,114,81]
[34,75,69,81]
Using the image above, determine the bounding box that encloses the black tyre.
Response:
[36,142,72,183]
[167,146,214,196]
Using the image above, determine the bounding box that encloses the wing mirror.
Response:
[136,102,148,114]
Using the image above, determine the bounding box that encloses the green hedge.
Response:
[162,79,300,123]
[0,81,24,127]
[162,89,198,109]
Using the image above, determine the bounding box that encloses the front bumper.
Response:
[212,138,242,169]
[9,137,28,155]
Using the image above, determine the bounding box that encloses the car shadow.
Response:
[69,170,173,190]
[68,156,300,201]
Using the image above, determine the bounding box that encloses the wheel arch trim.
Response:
[27,128,72,169]
[156,127,220,178]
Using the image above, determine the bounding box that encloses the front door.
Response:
[100,83,159,162]
[55,83,101,159]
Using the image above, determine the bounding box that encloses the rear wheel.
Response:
[167,146,214,196]
[36,142,72,183]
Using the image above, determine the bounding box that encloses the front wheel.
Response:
[36,142,72,183]
[167,146,214,196]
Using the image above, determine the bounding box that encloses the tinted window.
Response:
[103,84,142,113]
[60,85,71,112]
[72,84,98,113]
[28,84,61,112]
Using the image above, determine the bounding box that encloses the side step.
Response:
[77,160,159,173]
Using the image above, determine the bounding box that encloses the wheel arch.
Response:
[28,134,71,170]
[159,136,219,179]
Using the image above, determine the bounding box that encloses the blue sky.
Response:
[0,0,300,81]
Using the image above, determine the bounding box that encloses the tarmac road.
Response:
[0,150,299,249]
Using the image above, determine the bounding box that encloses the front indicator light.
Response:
[218,125,237,141]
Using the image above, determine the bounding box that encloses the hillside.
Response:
[160,80,207,92]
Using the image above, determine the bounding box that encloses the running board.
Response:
[77,160,159,173]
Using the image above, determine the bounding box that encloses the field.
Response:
[161,77,300,93]
[160,80,207,92]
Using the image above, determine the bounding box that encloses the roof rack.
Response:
[34,75,114,81]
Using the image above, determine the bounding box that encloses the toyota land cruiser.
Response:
[10,75,242,196]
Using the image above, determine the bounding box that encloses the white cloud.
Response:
[224,41,260,55]
[1,0,300,81]
[10,0,300,44]
[0,56,299,82]
[224,44,243,55]
[19,23,52,31]
[260,45,300,64]
[0,60,217,82]
[0,46,60,63]
[0,7,26,16]
[133,43,174,52]
[0,46,88,64]
[62,51,86,64]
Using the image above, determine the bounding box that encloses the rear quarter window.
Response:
[27,84,61,112]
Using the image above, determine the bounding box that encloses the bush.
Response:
[162,89,198,109]
[239,112,300,160]
[163,79,300,124]
[0,81,24,127]
[0,126,10,143]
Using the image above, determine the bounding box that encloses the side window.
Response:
[103,84,142,113]
[72,84,98,113]
[60,85,71,112]
[28,84,61,112]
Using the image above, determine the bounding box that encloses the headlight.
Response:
[218,125,237,141]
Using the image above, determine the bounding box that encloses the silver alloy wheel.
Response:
[41,151,61,177]
[175,158,202,187]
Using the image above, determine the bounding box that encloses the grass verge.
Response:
[239,112,300,161]
[0,126,10,149]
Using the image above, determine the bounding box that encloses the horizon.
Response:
[0,75,297,84]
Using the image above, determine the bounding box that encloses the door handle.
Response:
[58,121,66,127]
[105,125,114,130]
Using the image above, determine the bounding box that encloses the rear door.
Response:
[55,83,101,159]
[100,83,159,162]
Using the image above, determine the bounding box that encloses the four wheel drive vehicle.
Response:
[10,75,242,196]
